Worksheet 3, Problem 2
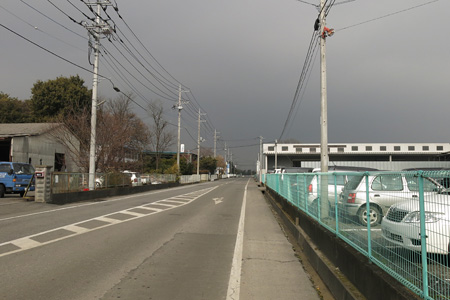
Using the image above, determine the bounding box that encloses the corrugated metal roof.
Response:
[0,123,61,138]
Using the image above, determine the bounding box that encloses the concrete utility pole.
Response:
[224,142,227,175]
[259,136,264,182]
[275,139,278,170]
[320,0,329,174]
[175,84,189,172]
[86,1,113,191]
[319,0,330,219]
[214,130,220,158]
[197,109,206,175]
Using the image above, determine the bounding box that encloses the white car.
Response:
[339,173,443,226]
[122,171,142,186]
[308,166,377,213]
[381,193,450,254]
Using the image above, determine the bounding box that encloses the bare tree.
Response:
[50,94,149,172]
[50,107,91,171]
[148,100,175,170]
[96,94,149,172]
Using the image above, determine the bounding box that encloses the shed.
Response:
[0,123,79,172]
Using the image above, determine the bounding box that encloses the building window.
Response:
[296,148,302,153]
[408,146,415,151]
[380,146,386,151]
[351,146,358,151]
[282,146,288,151]
[366,146,372,151]
[394,146,401,151]
[310,148,316,153]
[268,146,274,151]
[423,146,429,151]
[437,146,444,151]
[338,147,344,152]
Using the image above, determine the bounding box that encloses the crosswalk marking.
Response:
[0,186,218,258]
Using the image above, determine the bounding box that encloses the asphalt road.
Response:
[0,178,320,300]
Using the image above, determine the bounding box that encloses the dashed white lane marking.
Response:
[138,207,163,212]
[162,199,190,204]
[149,202,177,208]
[0,186,217,258]
[11,237,41,249]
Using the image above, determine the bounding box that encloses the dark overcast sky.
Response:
[1,0,448,170]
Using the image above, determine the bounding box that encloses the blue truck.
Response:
[0,162,35,198]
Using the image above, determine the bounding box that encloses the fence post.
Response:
[317,174,321,220]
[418,170,429,299]
[304,174,309,214]
[334,173,339,233]
[365,172,372,260]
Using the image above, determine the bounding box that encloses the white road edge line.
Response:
[226,179,249,300]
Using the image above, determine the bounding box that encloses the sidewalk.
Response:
[239,182,322,300]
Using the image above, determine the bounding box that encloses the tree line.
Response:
[1,75,223,175]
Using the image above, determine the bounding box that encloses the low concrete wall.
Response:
[51,182,180,205]
[264,187,420,300]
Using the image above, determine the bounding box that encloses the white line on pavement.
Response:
[0,186,218,258]
[226,179,249,300]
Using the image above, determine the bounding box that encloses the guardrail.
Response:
[265,170,450,300]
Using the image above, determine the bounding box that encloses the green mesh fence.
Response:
[266,170,450,300]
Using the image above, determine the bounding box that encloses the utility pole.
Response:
[275,139,278,170]
[197,109,206,175]
[174,84,189,172]
[85,1,113,191]
[214,130,220,158]
[259,136,264,182]
[320,0,329,174]
[224,142,227,175]
[319,0,330,219]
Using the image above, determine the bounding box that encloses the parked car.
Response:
[308,166,378,213]
[381,193,450,254]
[0,162,35,197]
[122,171,142,186]
[339,173,444,226]
[95,176,104,188]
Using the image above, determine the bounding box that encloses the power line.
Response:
[279,30,320,140]
[337,0,439,32]
[19,0,87,40]
[0,23,114,85]
[0,4,85,52]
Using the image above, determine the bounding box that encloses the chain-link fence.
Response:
[266,170,450,300]
[52,172,176,194]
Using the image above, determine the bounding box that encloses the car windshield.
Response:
[327,174,346,185]
[12,163,35,174]
[405,174,444,192]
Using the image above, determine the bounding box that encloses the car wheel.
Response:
[309,199,319,217]
[358,204,381,226]
[309,199,333,218]
[0,185,5,198]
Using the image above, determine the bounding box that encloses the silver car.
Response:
[308,166,378,214]
[381,193,450,254]
[339,173,443,226]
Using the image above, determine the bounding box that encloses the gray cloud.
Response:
[0,0,448,169]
